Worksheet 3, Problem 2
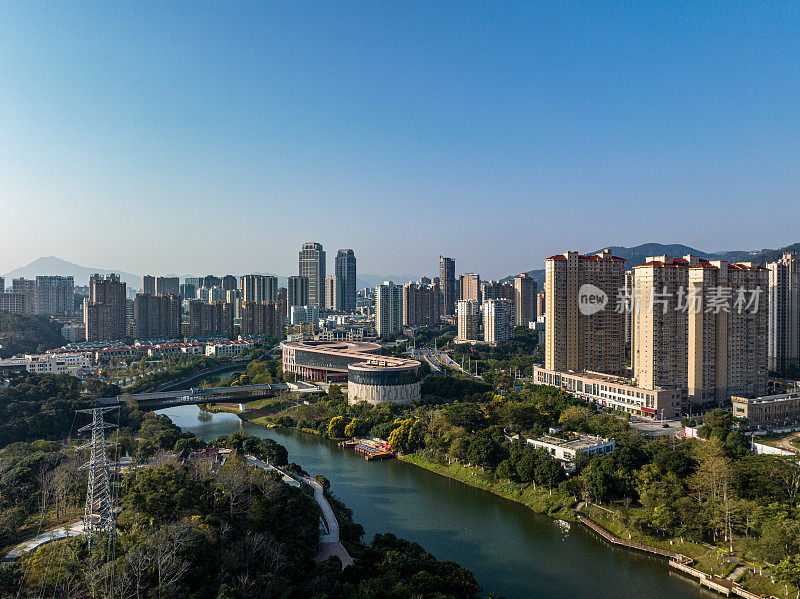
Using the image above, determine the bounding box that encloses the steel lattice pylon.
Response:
[77,407,118,548]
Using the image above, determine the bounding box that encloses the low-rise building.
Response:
[533,366,682,419]
[22,353,92,377]
[205,341,253,357]
[526,432,615,472]
[732,392,800,429]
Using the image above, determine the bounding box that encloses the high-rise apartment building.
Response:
[513,273,537,327]
[143,275,156,296]
[134,293,182,339]
[375,282,402,337]
[180,282,197,301]
[287,276,309,316]
[633,255,697,391]
[439,256,456,316]
[687,261,768,405]
[544,250,626,375]
[402,282,441,327]
[0,277,4,292]
[84,274,127,341]
[11,278,37,315]
[241,301,285,338]
[768,253,800,373]
[240,274,278,304]
[299,242,326,307]
[155,276,180,296]
[35,276,74,315]
[201,275,221,289]
[633,255,768,407]
[456,299,481,342]
[188,300,234,339]
[624,271,633,360]
[460,273,481,303]
[221,275,237,291]
[483,298,513,344]
[335,249,357,312]
[325,275,342,311]
[536,291,546,318]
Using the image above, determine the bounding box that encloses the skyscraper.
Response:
[402,282,441,327]
[300,242,326,307]
[545,250,626,375]
[85,274,127,341]
[155,276,180,296]
[335,249,357,312]
[456,299,481,342]
[134,293,181,339]
[35,276,74,315]
[240,274,278,304]
[633,255,768,407]
[688,261,768,405]
[483,298,513,344]
[460,273,481,303]
[325,275,342,311]
[768,253,800,373]
[375,282,402,337]
[201,275,221,289]
[221,275,237,291]
[439,256,456,316]
[513,273,537,327]
[287,276,309,315]
[142,275,156,296]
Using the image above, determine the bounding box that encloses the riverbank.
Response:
[399,452,785,599]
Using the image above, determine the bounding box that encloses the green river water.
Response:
[158,404,714,599]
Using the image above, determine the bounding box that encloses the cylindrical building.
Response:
[347,358,421,405]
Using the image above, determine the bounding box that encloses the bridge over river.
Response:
[97,381,322,411]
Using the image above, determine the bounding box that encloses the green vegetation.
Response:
[0,373,120,446]
[0,312,65,358]
[125,354,231,392]
[0,366,485,599]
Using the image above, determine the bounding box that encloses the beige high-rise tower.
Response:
[544,249,626,375]
[633,255,768,407]
[633,255,700,391]
[687,261,768,405]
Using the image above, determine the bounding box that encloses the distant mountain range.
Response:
[2,257,143,289]
[501,242,800,287]
[1,256,419,292]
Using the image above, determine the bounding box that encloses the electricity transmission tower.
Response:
[78,406,118,549]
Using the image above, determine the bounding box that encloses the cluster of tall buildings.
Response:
[0,275,75,316]
[541,248,794,411]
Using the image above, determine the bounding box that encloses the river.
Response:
[158,404,714,599]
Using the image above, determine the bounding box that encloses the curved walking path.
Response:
[2,521,84,565]
[245,455,353,569]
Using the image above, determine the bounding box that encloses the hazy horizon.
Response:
[2,4,798,279]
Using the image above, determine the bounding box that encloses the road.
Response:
[3,521,84,564]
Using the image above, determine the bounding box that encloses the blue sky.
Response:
[1,2,798,279]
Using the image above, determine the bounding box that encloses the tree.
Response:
[328,416,347,438]
[773,554,800,599]
[388,419,422,454]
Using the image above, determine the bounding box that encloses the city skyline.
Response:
[2,3,798,278]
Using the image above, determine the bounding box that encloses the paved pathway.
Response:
[2,521,84,564]
[244,456,353,569]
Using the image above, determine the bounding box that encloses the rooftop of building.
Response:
[530,432,613,451]
[732,392,800,404]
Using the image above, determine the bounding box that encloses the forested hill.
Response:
[0,312,66,358]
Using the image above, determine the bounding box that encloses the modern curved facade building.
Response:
[281,340,421,404]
